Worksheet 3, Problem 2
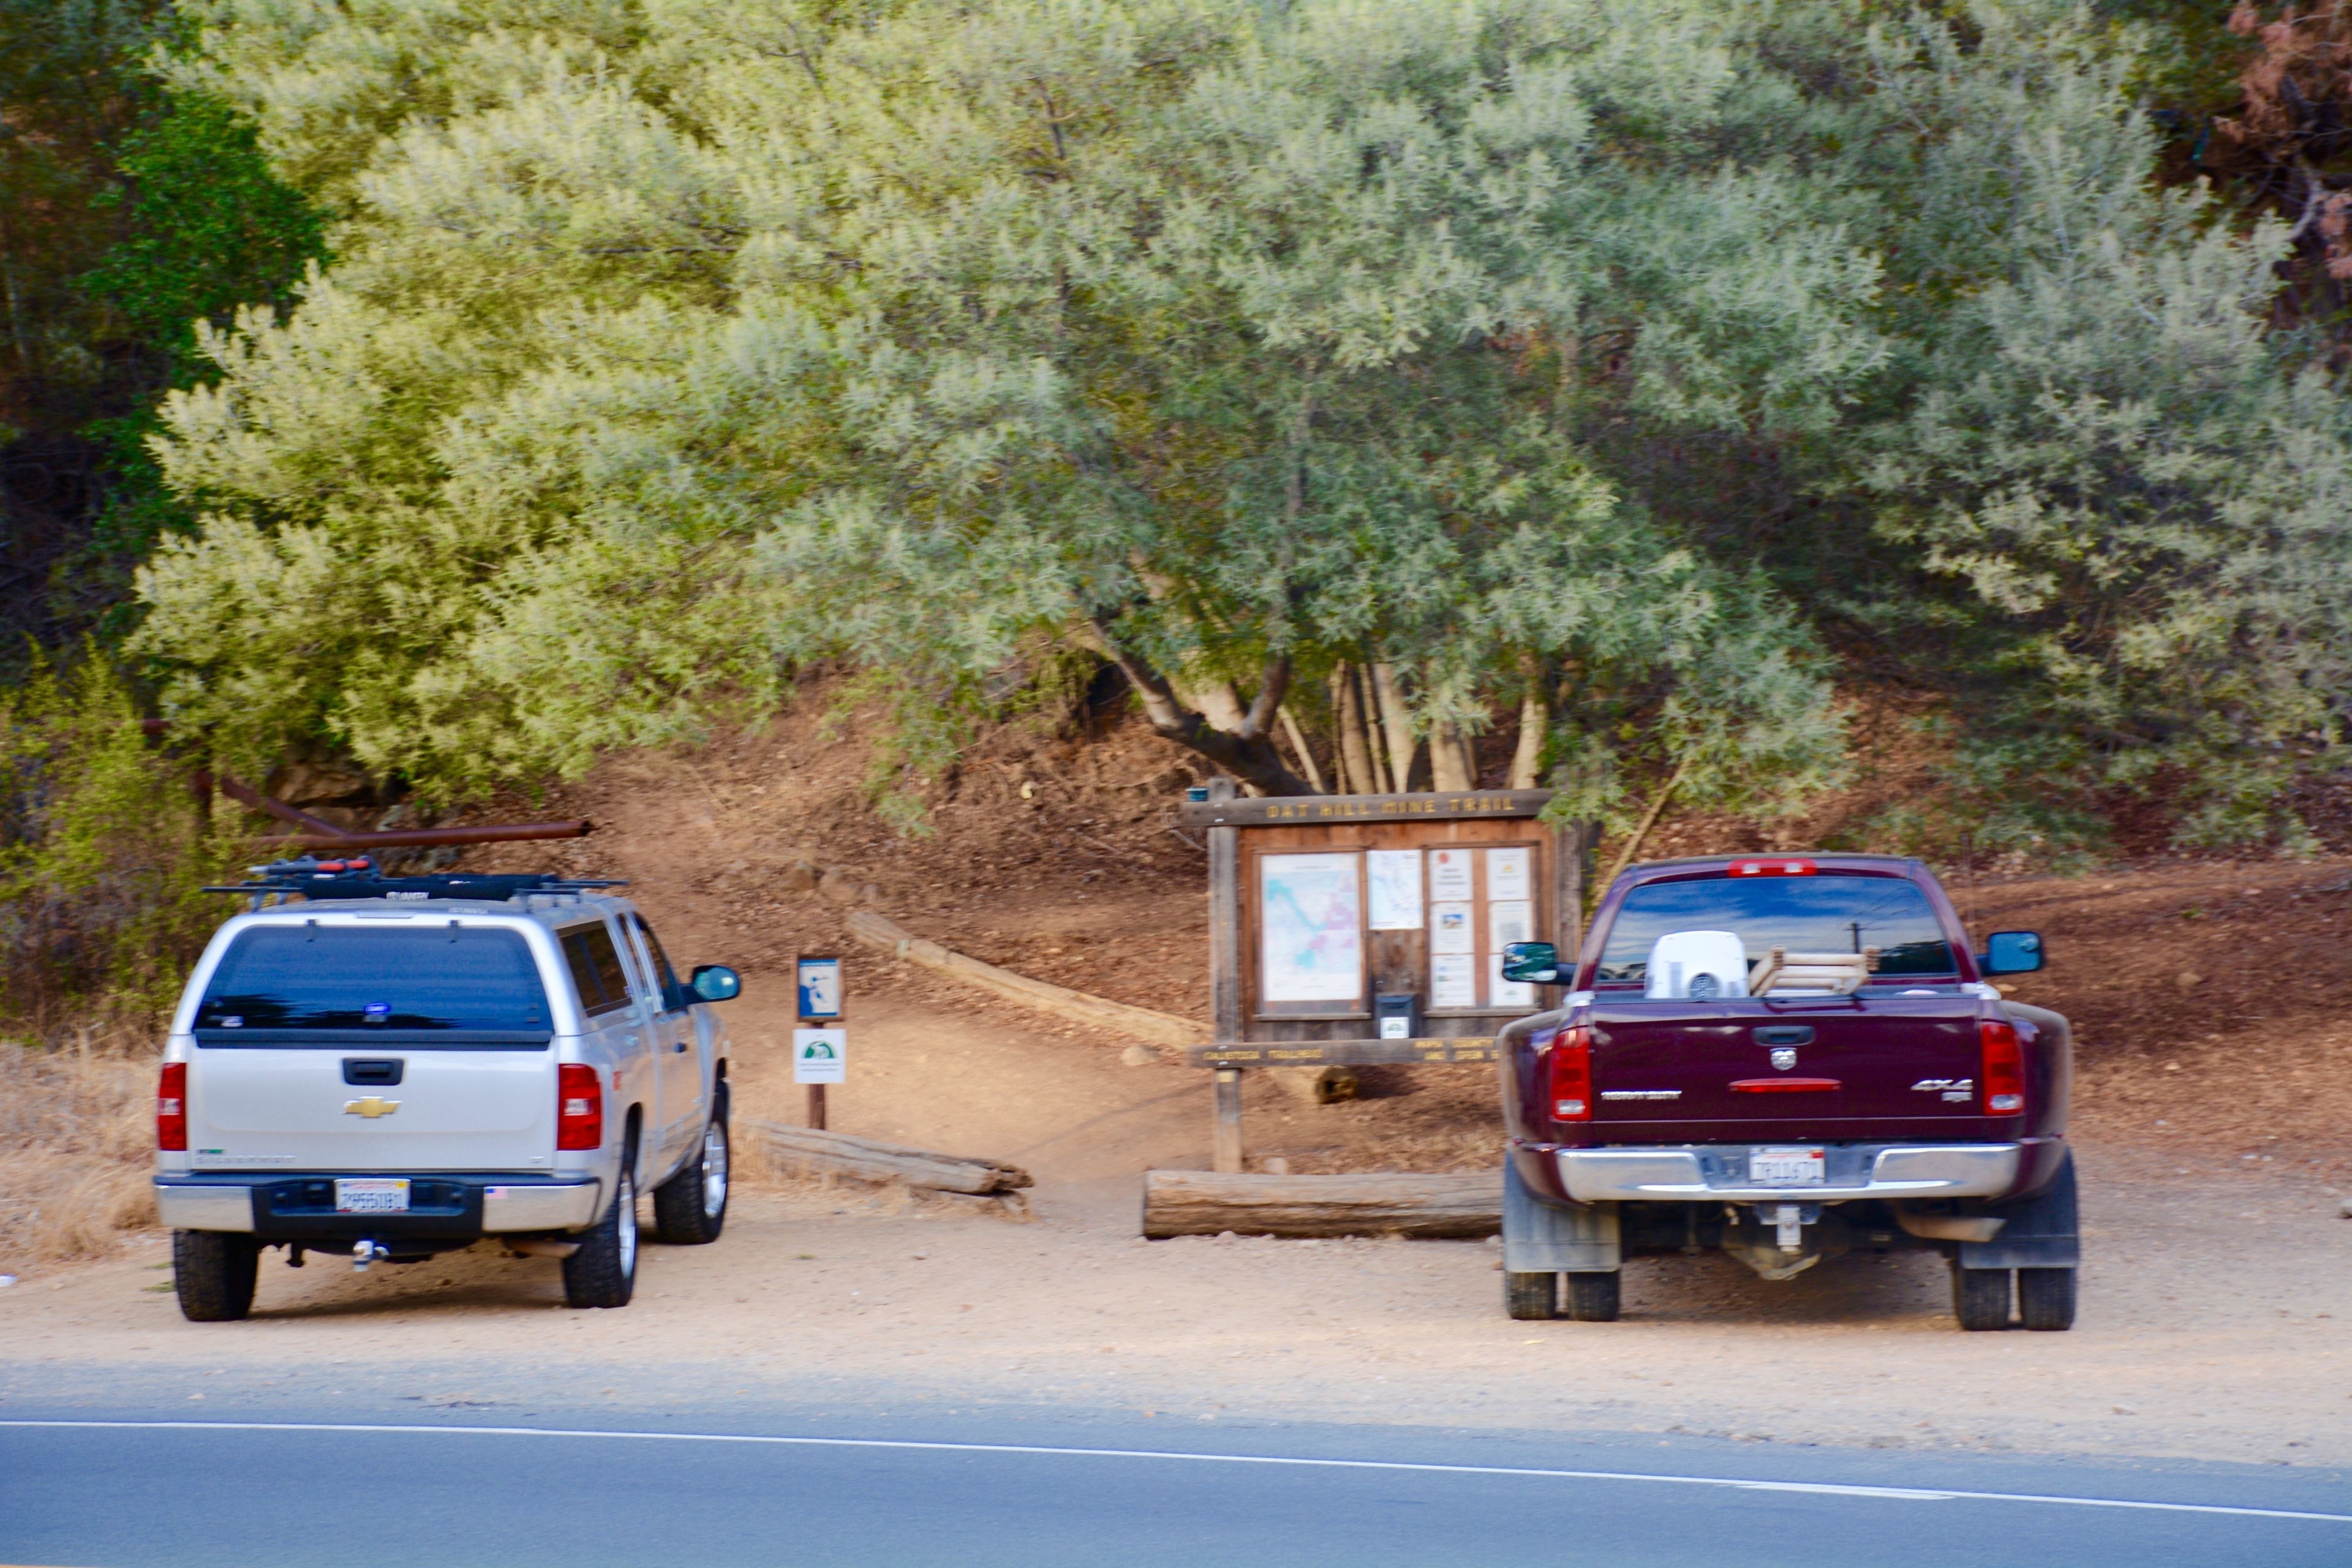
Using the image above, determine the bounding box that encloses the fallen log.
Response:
[750,1121,1033,1196]
[845,908,1207,1049]
[1140,1169,1501,1239]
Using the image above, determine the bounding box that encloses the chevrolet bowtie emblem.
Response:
[342,1096,401,1118]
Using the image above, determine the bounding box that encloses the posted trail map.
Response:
[1258,853,1364,1003]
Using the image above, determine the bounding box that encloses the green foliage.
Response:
[0,651,240,1030]
[124,0,2352,846]
[0,0,328,656]
[81,87,331,586]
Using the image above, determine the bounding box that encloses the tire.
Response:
[562,1167,639,1309]
[653,1111,729,1245]
[1951,1263,2012,1331]
[1562,1270,1622,1323]
[1504,1271,1556,1321]
[173,1229,258,1322]
[2018,1267,2077,1331]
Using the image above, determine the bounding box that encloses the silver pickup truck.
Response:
[152,859,741,1319]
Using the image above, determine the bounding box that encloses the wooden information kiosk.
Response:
[1178,778,1595,1172]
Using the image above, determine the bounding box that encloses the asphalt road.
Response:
[3,1409,2346,1568]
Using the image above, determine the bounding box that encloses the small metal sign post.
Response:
[794,955,844,1130]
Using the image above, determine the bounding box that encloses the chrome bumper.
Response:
[1556,1143,2022,1204]
[153,1177,603,1234]
[153,1183,256,1232]
[483,1180,601,1232]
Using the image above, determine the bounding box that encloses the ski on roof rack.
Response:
[205,853,625,905]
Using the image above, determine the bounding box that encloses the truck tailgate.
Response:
[1588,994,1986,1138]
[187,1046,556,1172]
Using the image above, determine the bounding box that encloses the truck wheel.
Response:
[1951,1263,2012,1331]
[173,1230,259,1322]
[2017,1267,2076,1331]
[1562,1270,1622,1322]
[562,1169,638,1309]
[653,1113,729,1245]
[1504,1271,1556,1321]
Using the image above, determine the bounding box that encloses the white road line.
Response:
[2,1420,2345,1524]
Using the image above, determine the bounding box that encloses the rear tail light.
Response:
[1979,1020,2024,1115]
[1730,858,1815,876]
[557,1063,604,1150]
[1545,1026,1593,1121]
[156,1061,187,1151]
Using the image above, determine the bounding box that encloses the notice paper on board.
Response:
[1430,900,1475,955]
[1259,852,1364,1003]
[1366,849,1424,930]
[1485,846,1532,903]
[1430,952,1479,1009]
[1428,847,1475,902]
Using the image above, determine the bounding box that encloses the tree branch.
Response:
[1087,616,1316,796]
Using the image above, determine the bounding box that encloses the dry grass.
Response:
[0,1025,159,1270]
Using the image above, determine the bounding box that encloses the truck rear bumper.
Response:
[1550,1142,2022,1203]
[154,1175,603,1237]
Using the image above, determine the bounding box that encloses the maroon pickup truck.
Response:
[1495,853,2075,1332]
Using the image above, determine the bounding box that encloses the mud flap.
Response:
[1504,1157,1621,1273]
[1959,1152,2079,1270]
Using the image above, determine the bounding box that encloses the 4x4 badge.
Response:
[342,1096,401,1118]
[1770,1047,1798,1071]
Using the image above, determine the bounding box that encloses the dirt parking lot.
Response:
[6,992,2348,1470]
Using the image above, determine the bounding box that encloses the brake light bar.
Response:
[1731,858,1816,876]
[1979,1020,2024,1115]
[1546,1026,1593,1121]
[556,1063,604,1150]
[157,1061,187,1152]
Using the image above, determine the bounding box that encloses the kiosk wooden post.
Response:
[1205,778,1246,1172]
[1179,786,1593,1173]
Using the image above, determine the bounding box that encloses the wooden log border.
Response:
[750,1120,1033,1196]
[845,907,1207,1049]
[1140,1169,1502,1239]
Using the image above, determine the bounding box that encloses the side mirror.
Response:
[690,965,742,1002]
[1500,941,1566,986]
[1980,931,2045,976]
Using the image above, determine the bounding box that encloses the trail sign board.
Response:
[796,956,843,1020]
[1177,780,1594,1172]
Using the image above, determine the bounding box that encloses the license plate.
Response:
[1748,1147,1825,1185]
[334,1178,410,1214]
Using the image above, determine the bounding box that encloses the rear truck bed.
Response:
[1494,853,2077,1331]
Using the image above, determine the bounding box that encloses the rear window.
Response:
[197,925,552,1038]
[1594,873,1957,984]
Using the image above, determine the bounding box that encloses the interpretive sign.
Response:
[793,1028,847,1084]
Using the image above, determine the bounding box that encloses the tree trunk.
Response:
[1333,664,1379,795]
[1509,658,1549,790]
[1431,719,1476,791]
[1370,662,1420,794]
[1140,1169,1501,1238]
[1275,706,1327,793]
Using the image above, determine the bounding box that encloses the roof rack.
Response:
[205,853,625,908]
